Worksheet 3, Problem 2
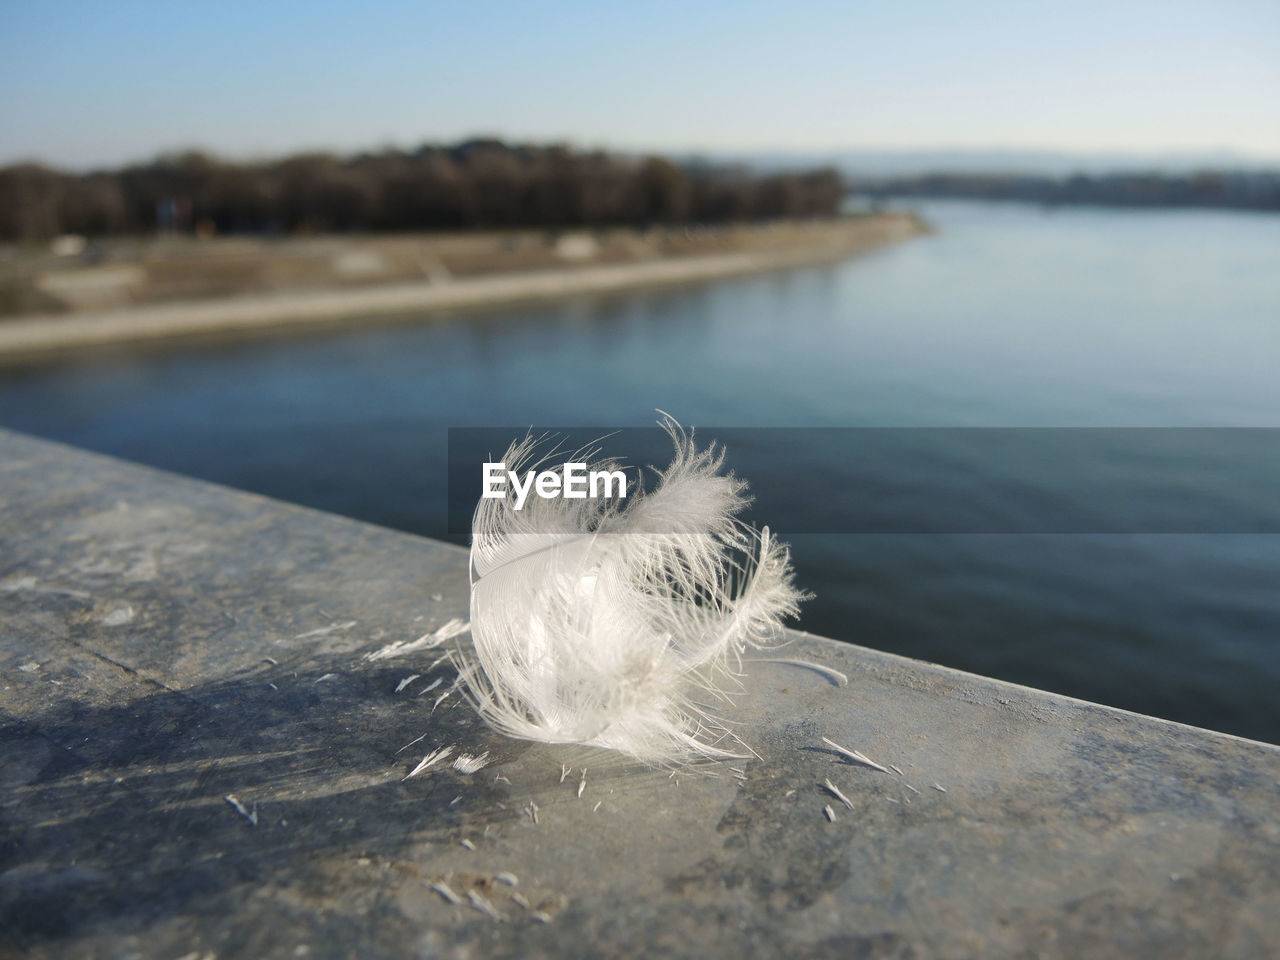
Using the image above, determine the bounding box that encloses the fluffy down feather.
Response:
[454,416,804,764]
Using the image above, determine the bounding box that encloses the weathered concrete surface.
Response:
[1,427,1277,959]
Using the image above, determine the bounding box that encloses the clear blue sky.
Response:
[2,0,1277,169]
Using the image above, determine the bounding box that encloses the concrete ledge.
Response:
[1,428,1277,958]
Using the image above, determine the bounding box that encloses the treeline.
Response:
[856,171,1280,212]
[0,140,845,241]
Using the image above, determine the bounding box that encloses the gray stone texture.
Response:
[1,428,1277,958]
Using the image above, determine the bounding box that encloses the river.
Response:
[3,200,1277,741]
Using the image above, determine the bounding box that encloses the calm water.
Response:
[2,200,1278,742]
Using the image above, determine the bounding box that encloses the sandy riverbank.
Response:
[0,214,925,360]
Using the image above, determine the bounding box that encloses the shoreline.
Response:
[0,215,925,361]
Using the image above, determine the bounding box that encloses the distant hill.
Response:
[704,148,1280,179]
[849,170,1280,212]
[677,149,1280,213]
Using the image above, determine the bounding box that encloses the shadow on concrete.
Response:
[0,653,534,952]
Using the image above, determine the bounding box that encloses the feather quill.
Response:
[453,415,803,764]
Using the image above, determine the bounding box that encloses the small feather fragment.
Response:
[453,751,490,774]
[822,778,854,810]
[428,881,462,905]
[417,676,445,695]
[496,872,519,886]
[364,618,469,662]
[224,794,257,826]
[932,783,948,793]
[431,683,456,712]
[821,736,890,773]
[823,804,837,822]
[402,746,454,781]
[396,732,427,755]
[468,889,503,921]
[460,839,476,851]
[395,674,421,693]
[294,620,356,640]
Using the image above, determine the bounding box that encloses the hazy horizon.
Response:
[3,1,1277,172]
[5,139,1280,178]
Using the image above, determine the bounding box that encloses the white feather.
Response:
[453,415,804,764]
